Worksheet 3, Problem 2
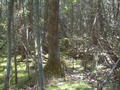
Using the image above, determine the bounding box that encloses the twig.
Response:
[98,58,120,90]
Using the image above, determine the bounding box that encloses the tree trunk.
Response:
[4,0,14,90]
[42,0,49,53]
[12,7,17,84]
[44,0,64,76]
[35,0,45,89]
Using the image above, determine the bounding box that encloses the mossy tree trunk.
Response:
[44,0,64,76]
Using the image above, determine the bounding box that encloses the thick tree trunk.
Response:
[44,0,64,76]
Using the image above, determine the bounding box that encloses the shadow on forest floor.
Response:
[0,56,117,90]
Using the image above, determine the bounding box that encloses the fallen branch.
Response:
[98,58,120,90]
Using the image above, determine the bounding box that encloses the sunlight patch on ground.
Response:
[17,63,26,71]
[0,83,4,89]
[16,55,22,60]
[0,73,4,77]
[1,63,7,67]
[18,71,28,77]
[47,81,94,90]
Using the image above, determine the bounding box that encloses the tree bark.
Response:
[12,7,17,84]
[42,0,49,53]
[44,0,64,76]
[35,0,45,89]
[4,0,14,90]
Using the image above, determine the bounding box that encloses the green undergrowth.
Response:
[0,56,29,89]
[0,54,116,90]
[46,81,95,90]
[0,56,95,90]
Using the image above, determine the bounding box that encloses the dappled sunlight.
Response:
[0,0,120,89]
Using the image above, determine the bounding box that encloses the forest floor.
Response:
[0,55,118,90]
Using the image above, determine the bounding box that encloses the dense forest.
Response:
[0,0,120,90]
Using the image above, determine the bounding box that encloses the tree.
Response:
[4,0,14,89]
[35,0,45,89]
[42,0,48,53]
[44,0,64,76]
[12,4,17,84]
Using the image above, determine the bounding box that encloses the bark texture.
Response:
[44,0,64,76]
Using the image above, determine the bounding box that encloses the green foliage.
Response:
[73,0,78,3]
[46,81,94,90]
[47,86,60,90]
[0,57,28,89]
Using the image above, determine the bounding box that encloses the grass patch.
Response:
[0,83,4,90]
[0,56,29,89]
[46,81,94,90]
